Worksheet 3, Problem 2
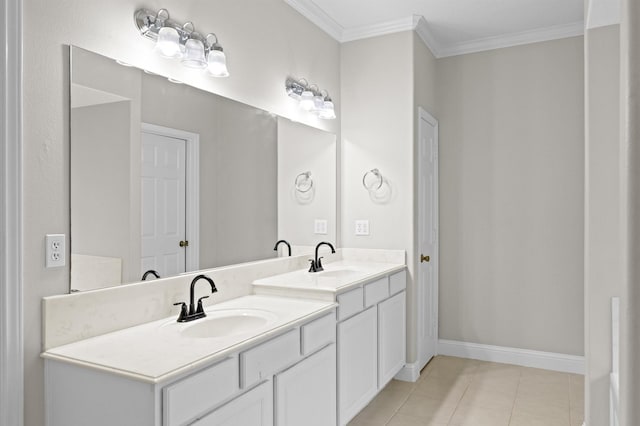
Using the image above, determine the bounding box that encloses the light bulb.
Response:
[155,27,182,59]
[207,49,229,77]
[299,90,315,111]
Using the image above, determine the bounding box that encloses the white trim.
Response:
[394,362,421,382]
[283,0,343,41]
[141,123,200,273]
[586,0,621,30]
[414,16,443,58]
[341,16,415,43]
[1,0,23,424]
[437,21,585,58]
[437,339,585,374]
[284,2,585,58]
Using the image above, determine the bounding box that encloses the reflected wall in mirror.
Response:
[70,46,336,292]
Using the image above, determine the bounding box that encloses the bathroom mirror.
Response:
[70,46,336,292]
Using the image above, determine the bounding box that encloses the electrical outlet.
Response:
[46,234,66,268]
[355,220,370,236]
[314,219,328,235]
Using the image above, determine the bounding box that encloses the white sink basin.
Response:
[179,309,278,339]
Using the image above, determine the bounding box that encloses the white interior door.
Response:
[141,131,187,278]
[417,108,439,371]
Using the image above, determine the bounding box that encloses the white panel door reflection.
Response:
[141,131,187,278]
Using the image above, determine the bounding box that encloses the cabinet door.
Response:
[275,344,336,426]
[378,291,406,388]
[192,380,273,426]
[337,306,378,426]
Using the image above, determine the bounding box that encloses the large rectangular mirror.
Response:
[70,46,336,292]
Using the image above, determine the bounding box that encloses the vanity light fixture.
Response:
[285,77,336,120]
[134,8,229,77]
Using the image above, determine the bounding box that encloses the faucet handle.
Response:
[196,296,209,315]
[308,259,317,273]
[173,302,188,322]
[316,256,325,271]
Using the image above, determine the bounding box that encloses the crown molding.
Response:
[283,0,343,41]
[413,16,442,58]
[586,0,621,29]
[437,21,585,58]
[341,15,415,42]
[284,1,585,58]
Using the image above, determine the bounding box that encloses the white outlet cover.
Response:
[355,220,370,236]
[314,219,328,235]
[46,234,66,268]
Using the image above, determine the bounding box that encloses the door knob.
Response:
[420,254,430,263]
[179,240,189,247]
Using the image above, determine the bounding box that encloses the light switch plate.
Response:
[355,220,370,236]
[314,219,328,235]
[46,234,66,268]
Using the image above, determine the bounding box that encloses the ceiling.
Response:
[285,0,620,57]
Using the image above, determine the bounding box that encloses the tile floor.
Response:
[347,356,584,426]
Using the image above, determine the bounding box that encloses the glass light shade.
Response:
[318,100,336,119]
[299,90,315,111]
[155,27,182,58]
[312,95,325,113]
[181,39,207,69]
[207,49,229,77]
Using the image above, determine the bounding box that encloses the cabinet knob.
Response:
[420,254,430,263]
[179,240,189,247]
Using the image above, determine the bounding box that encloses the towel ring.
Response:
[363,168,383,191]
[295,171,313,193]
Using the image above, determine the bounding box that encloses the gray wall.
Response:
[436,36,585,355]
[71,101,131,281]
[585,24,621,426]
[141,75,277,268]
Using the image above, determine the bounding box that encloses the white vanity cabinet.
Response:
[337,269,407,426]
[192,380,273,426]
[338,306,378,423]
[275,343,337,426]
[44,309,337,426]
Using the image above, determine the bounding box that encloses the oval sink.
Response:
[180,309,277,339]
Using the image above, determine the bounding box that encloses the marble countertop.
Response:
[252,260,406,297]
[42,295,335,384]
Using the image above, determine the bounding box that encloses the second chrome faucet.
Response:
[173,274,218,322]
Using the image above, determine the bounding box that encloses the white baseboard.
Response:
[394,362,421,382]
[438,339,585,374]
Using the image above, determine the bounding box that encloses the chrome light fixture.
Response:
[135,8,229,77]
[285,77,336,120]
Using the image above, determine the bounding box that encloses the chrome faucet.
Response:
[141,269,160,280]
[173,274,218,322]
[309,241,335,273]
[273,239,292,257]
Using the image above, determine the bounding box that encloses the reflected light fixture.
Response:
[135,8,229,77]
[206,34,229,77]
[285,77,336,120]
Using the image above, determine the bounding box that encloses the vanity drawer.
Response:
[301,312,336,356]
[163,356,239,426]
[337,287,364,321]
[240,329,300,389]
[364,277,389,307]
[389,270,407,295]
